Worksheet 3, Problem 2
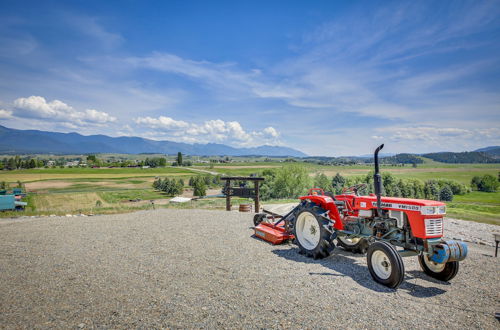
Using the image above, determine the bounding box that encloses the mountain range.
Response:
[0,125,307,157]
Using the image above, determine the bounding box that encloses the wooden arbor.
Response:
[220,176,264,212]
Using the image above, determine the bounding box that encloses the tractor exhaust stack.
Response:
[373,144,384,217]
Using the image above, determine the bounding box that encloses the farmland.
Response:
[0,160,498,225]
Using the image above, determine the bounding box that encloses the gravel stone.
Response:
[0,209,498,328]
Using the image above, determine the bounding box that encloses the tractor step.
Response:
[254,222,294,245]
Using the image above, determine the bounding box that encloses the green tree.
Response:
[29,159,37,168]
[177,152,183,166]
[439,186,453,201]
[272,164,311,198]
[331,173,346,194]
[478,174,499,192]
[7,158,16,170]
[193,177,206,196]
[314,173,331,192]
[424,180,440,200]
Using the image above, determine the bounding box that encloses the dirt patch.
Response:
[25,181,73,190]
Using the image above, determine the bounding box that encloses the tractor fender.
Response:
[298,195,343,229]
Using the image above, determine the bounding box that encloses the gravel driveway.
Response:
[0,209,499,328]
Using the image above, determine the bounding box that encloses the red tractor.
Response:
[254,144,467,288]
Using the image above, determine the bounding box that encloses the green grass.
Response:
[98,190,168,203]
[4,167,193,175]
[446,191,500,225]
[392,169,499,185]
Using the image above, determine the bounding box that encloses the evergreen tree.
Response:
[424,180,439,200]
[177,152,183,166]
[439,186,453,201]
[332,173,346,194]
[193,177,206,196]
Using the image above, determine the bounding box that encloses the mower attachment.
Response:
[254,221,294,245]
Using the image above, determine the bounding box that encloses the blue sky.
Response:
[0,0,499,156]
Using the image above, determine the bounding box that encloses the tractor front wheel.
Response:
[367,241,405,288]
[418,253,459,282]
[293,208,334,259]
[337,236,369,254]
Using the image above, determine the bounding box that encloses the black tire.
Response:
[253,213,267,226]
[418,254,459,282]
[367,241,405,288]
[337,237,369,254]
[292,204,334,259]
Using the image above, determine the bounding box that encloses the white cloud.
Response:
[379,126,500,147]
[134,116,189,130]
[134,116,281,147]
[12,96,116,125]
[0,109,13,119]
[263,127,279,138]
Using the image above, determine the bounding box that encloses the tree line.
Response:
[0,156,46,170]
[257,165,491,202]
[153,174,222,197]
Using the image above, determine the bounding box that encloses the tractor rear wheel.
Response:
[293,206,334,259]
[367,241,405,288]
[418,253,459,282]
[337,236,368,254]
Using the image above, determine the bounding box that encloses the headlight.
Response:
[421,206,446,215]
[421,206,437,215]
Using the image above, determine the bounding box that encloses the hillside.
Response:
[422,151,499,163]
[0,125,307,157]
[475,146,500,158]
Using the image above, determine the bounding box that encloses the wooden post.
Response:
[225,179,231,211]
[254,181,260,213]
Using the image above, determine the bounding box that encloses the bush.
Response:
[439,186,453,201]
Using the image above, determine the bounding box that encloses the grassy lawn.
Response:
[446,191,500,225]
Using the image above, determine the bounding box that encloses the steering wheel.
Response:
[342,183,368,196]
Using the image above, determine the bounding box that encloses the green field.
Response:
[1,162,498,224]
[446,192,500,225]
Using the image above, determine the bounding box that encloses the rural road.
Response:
[0,209,498,328]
